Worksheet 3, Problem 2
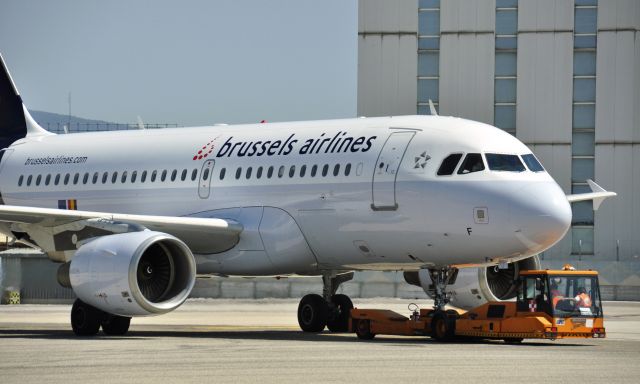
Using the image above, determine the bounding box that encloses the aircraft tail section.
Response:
[0,53,52,154]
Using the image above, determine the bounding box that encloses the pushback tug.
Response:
[349,265,605,343]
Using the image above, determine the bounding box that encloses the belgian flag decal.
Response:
[58,199,78,210]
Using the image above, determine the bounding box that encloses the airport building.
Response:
[358,0,640,297]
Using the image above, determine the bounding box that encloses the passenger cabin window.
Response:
[73,173,79,185]
[151,170,157,182]
[190,169,197,181]
[170,169,177,182]
[300,165,306,177]
[121,171,128,183]
[485,154,525,172]
[161,170,167,182]
[256,167,263,179]
[522,154,544,172]
[18,175,23,186]
[437,153,463,176]
[92,172,98,184]
[344,163,351,176]
[289,165,295,178]
[27,175,32,186]
[267,166,274,178]
[112,172,118,184]
[218,168,224,180]
[141,170,147,182]
[278,166,284,178]
[102,172,108,184]
[333,164,340,176]
[83,173,89,184]
[311,165,318,177]
[45,174,51,186]
[36,175,42,186]
[64,174,71,185]
[457,153,485,174]
[246,167,252,179]
[181,169,187,181]
[55,174,61,185]
[322,164,329,177]
[131,171,138,183]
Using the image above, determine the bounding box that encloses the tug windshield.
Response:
[549,275,602,318]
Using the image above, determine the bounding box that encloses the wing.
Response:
[566,179,616,210]
[0,204,242,259]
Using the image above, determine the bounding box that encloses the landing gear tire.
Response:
[326,294,353,332]
[431,312,455,342]
[298,294,328,332]
[354,319,375,340]
[101,315,131,336]
[71,299,102,336]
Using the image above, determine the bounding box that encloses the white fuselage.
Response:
[0,115,572,275]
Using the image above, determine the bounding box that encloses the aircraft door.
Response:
[372,131,415,210]
[198,159,215,199]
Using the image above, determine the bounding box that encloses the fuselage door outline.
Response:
[198,159,216,199]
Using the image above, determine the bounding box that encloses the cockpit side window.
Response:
[485,153,526,172]
[522,154,545,172]
[437,153,463,176]
[457,153,485,174]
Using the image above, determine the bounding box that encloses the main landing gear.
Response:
[297,272,354,333]
[70,299,131,336]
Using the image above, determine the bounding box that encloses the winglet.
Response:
[566,179,617,211]
[428,99,438,116]
[587,179,615,210]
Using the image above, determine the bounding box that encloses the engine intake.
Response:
[66,231,196,316]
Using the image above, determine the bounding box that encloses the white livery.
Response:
[0,54,615,335]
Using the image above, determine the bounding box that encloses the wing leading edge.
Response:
[0,204,243,257]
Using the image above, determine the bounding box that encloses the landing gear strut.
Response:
[297,272,354,333]
[427,267,459,341]
[428,267,458,310]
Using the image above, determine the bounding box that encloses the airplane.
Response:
[0,53,616,336]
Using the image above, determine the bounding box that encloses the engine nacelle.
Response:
[407,256,541,310]
[67,231,196,317]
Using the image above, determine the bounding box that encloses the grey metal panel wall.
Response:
[518,0,574,32]
[358,35,418,117]
[598,0,640,30]
[440,0,495,32]
[359,0,418,33]
[594,145,639,261]
[358,0,418,117]
[516,33,573,144]
[596,31,637,143]
[439,34,495,123]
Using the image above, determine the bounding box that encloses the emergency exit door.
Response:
[371,131,415,210]
[198,159,215,199]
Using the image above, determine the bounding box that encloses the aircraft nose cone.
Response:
[510,182,572,253]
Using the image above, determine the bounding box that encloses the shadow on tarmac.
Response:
[0,327,594,347]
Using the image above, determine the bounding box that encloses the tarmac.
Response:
[1,298,639,384]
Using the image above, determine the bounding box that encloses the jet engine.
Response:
[58,231,196,317]
[405,256,541,310]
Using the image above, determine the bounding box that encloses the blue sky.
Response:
[0,0,357,126]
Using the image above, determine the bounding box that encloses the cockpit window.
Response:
[437,153,463,176]
[485,153,526,172]
[457,153,485,174]
[521,154,545,172]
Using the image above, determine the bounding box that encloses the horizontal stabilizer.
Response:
[566,179,616,210]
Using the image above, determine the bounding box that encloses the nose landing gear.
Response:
[297,272,354,333]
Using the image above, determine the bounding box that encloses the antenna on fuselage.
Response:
[428,99,438,116]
